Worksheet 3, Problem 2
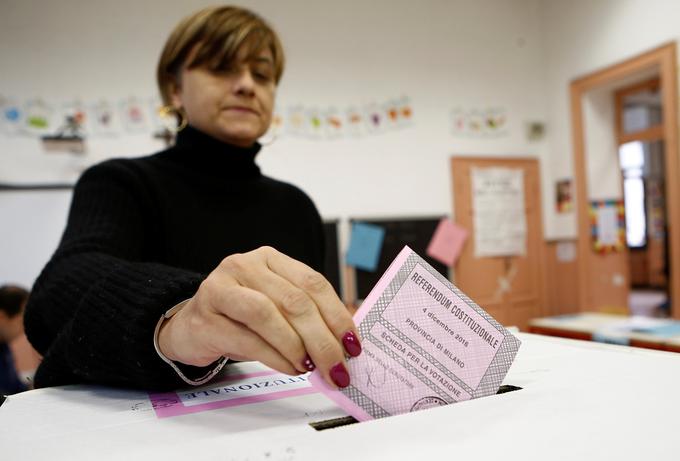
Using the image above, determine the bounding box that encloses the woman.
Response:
[24,6,360,391]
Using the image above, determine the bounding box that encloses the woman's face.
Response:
[171,46,276,147]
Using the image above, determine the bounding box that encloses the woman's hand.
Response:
[157,246,361,388]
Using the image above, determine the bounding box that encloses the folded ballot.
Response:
[309,246,521,421]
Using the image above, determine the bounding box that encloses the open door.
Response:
[570,42,680,319]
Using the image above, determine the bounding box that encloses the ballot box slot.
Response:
[309,416,359,431]
[309,385,521,430]
[496,384,522,394]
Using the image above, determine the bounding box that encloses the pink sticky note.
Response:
[309,246,521,421]
[426,218,468,266]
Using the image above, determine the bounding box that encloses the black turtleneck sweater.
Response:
[24,126,325,390]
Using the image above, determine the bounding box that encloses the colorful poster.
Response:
[364,103,385,134]
[323,107,344,139]
[120,96,148,133]
[306,107,323,139]
[0,97,24,136]
[56,100,88,137]
[286,105,306,137]
[556,179,573,213]
[451,107,508,138]
[24,99,55,137]
[345,106,364,137]
[89,99,119,136]
[589,200,625,254]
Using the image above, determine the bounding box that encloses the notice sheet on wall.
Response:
[471,167,527,258]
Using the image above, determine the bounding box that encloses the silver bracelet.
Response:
[153,299,228,386]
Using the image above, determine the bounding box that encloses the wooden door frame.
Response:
[570,42,680,318]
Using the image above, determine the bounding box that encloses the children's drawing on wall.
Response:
[323,108,344,139]
[590,200,625,254]
[24,99,56,137]
[364,103,385,134]
[556,178,573,213]
[280,96,414,140]
[89,99,120,136]
[286,105,306,137]
[41,101,88,154]
[120,97,149,133]
[0,93,170,186]
[306,107,324,139]
[0,97,24,136]
[345,106,364,137]
[451,107,508,138]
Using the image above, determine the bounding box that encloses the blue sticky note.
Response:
[346,222,385,272]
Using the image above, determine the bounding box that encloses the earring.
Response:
[158,105,188,133]
[259,116,282,146]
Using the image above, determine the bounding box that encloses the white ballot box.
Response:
[1,333,679,461]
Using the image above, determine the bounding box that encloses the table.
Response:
[529,312,680,352]
[1,333,679,460]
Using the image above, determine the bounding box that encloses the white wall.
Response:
[0,190,71,287]
[540,0,680,239]
[1,0,550,287]
[583,86,621,201]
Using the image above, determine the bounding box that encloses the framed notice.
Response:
[589,200,625,254]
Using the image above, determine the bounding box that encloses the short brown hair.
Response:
[156,6,285,105]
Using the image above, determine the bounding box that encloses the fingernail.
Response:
[342,330,362,357]
[329,362,350,388]
[302,354,316,372]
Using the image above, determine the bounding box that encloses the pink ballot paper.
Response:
[309,246,521,421]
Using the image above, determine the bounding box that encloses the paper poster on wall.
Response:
[451,107,508,138]
[426,217,468,266]
[0,93,171,186]
[323,107,344,139]
[590,200,625,254]
[346,222,386,272]
[24,99,56,137]
[556,178,573,213]
[398,96,414,128]
[0,97,24,136]
[56,100,88,137]
[364,103,385,134]
[471,167,527,258]
[306,107,324,139]
[89,99,119,136]
[120,96,148,133]
[345,106,364,137]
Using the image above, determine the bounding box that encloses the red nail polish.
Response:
[329,362,350,388]
[302,354,315,372]
[342,331,362,357]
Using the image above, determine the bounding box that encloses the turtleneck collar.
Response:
[167,124,262,178]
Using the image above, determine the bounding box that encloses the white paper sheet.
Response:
[471,167,527,258]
